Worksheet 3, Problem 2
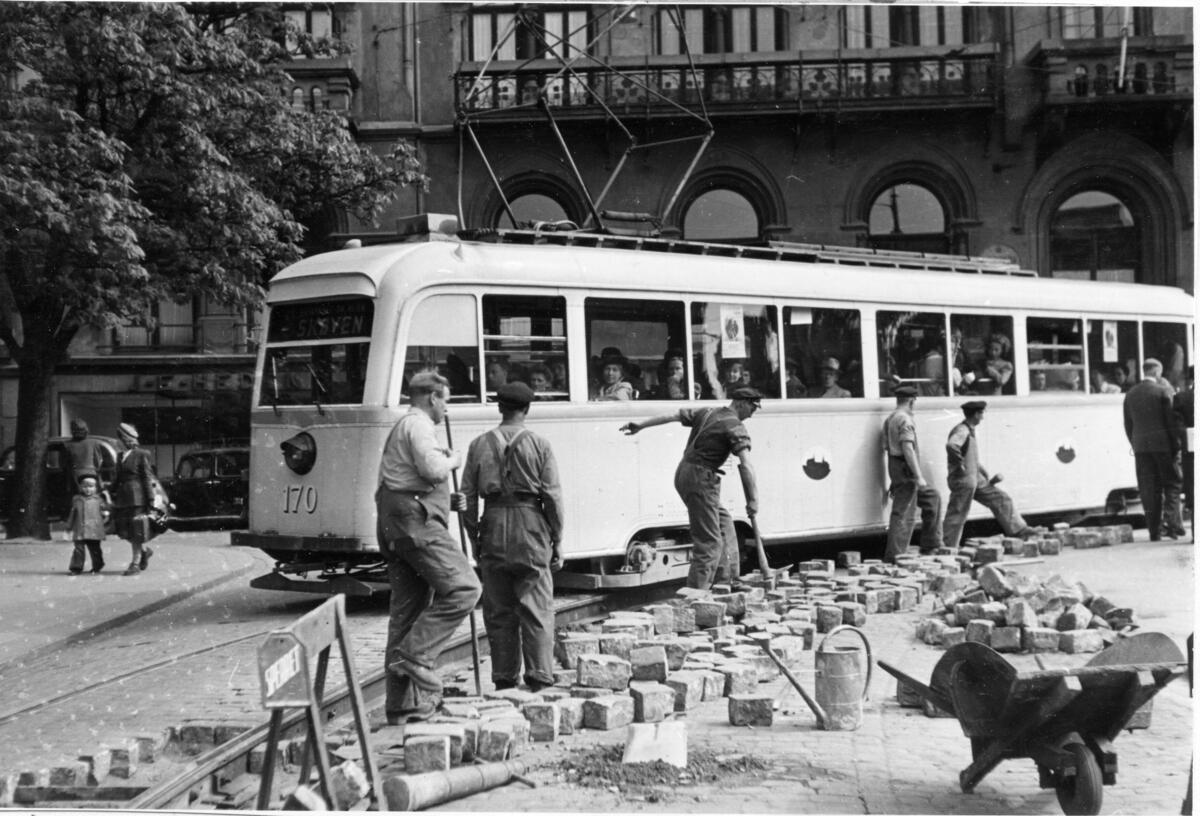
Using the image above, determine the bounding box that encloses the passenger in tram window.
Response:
[1056,368,1082,391]
[721,359,747,393]
[486,357,510,392]
[1090,368,1122,394]
[907,336,946,397]
[808,357,851,398]
[445,353,476,400]
[619,386,763,589]
[973,333,1014,395]
[1110,364,1132,393]
[527,364,554,398]
[1030,370,1048,392]
[654,351,689,400]
[547,356,568,393]
[784,358,805,398]
[593,350,635,401]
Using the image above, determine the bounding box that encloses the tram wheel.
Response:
[1055,742,1103,816]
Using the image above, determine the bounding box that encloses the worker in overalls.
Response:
[884,384,942,560]
[461,382,564,691]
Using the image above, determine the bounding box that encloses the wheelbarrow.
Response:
[877,631,1187,816]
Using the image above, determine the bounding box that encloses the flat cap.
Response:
[70,418,88,434]
[961,400,988,414]
[893,385,918,399]
[497,381,535,407]
[820,357,841,372]
[409,371,448,393]
[118,422,139,441]
[730,386,763,403]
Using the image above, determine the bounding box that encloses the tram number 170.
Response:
[282,485,318,514]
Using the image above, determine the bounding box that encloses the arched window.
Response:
[291,87,305,110]
[311,87,324,110]
[1049,191,1138,283]
[683,189,759,241]
[867,183,948,253]
[495,193,570,229]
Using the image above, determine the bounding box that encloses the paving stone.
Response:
[77,748,112,785]
[554,634,599,670]
[816,605,843,633]
[836,551,861,567]
[1060,629,1104,653]
[954,601,986,626]
[484,688,540,706]
[556,697,585,735]
[699,669,726,701]
[582,695,635,730]
[628,682,677,723]
[1022,627,1061,652]
[991,626,1023,652]
[629,645,670,682]
[977,565,1014,598]
[895,679,924,708]
[690,601,727,629]
[1056,602,1094,631]
[711,593,747,619]
[1088,595,1118,618]
[597,632,637,662]
[48,761,89,787]
[664,670,706,712]
[965,619,994,644]
[520,702,560,741]
[577,654,632,690]
[894,585,920,611]
[838,601,867,626]
[1006,598,1038,628]
[916,617,948,645]
[728,694,774,726]
[475,724,515,762]
[940,627,967,647]
[644,604,676,635]
[401,723,466,764]
[1038,538,1063,556]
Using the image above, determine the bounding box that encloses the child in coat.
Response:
[64,474,108,574]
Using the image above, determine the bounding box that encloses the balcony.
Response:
[456,45,1000,120]
[1028,36,1192,104]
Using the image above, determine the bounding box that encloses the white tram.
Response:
[233,218,1193,593]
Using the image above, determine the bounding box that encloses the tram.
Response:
[233,216,1193,593]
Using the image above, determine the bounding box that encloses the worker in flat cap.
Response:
[377,370,481,724]
[883,384,942,560]
[621,386,763,589]
[943,400,1035,548]
[460,381,564,692]
[808,356,851,399]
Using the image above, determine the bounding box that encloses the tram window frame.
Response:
[1027,316,1085,392]
[1142,321,1190,392]
[1085,319,1137,394]
[584,297,688,401]
[876,311,948,397]
[691,301,781,400]
[482,294,568,402]
[782,306,863,399]
[263,341,371,407]
[400,293,482,404]
[950,314,1016,397]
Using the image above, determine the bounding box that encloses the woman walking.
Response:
[111,422,157,575]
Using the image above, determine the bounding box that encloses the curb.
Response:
[0,558,259,675]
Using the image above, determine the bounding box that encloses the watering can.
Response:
[814,625,873,731]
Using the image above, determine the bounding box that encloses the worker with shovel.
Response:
[620,386,762,589]
[461,382,564,692]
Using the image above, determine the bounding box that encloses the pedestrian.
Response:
[1173,365,1194,536]
[62,473,108,574]
[1123,358,1185,540]
[619,386,763,589]
[461,382,564,692]
[375,371,481,723]
[111,422,157,575]
[883,385,942,560]
[942,401,1035,548]
[63,419,105,496]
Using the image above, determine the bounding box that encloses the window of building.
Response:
[1143,321,1189,391]
[950,315,1016,396]
[470,7,589,61]
[867,183,949,254]
[496,194,571,229]
[481,295,568,402]
[692,301,779,399]
[1085,319,1138,394]
[1063,7,1149,39]
[844,6,972,47]
[585,298,687,401]
[877,311,947,397]
[114,298,196,351]
[683,189,760,241]
[1050,191,1139,283]
[284,7,337,58]
[782,307,863,399]
[400,294,480,403]
[658,6,785,55]
[1027,317,1085,392]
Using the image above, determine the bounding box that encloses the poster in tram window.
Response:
[721,305,746,359]
[1102,321,1118,363]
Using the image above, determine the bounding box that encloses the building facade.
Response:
[0,4,1192,471]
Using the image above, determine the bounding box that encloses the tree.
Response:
[0,3,424,537]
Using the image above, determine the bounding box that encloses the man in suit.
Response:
[1123,358,1185,540]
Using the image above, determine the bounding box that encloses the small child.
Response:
[63,474,108,574]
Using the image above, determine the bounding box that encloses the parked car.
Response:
[163,447,250,528]
[0,435,122,520]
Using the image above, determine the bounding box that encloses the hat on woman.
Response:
[118,422,139,441]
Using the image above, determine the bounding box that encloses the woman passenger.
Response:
[976,333,1014,395]
[654,352,688,400]
[593,351,634,401]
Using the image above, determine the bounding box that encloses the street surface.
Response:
[0,527,1192,814]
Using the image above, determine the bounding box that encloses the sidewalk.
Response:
[0,528,264,669]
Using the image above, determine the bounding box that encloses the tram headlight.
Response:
[281,432,316,475]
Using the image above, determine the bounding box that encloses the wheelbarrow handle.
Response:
[819,624,873,702]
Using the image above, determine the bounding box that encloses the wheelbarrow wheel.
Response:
[1056,742,1102,816]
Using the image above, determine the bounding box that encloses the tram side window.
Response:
[585,298,687,401]
[692,302,780,400]
[1143,321,1189,391]
[1027,317,1085,391]
[950,315,1015,396]
[401,294,481,403]
[877,311,947,397]
[1085,319,1137,394]
[782,307,862,398]
[482,294,568,401]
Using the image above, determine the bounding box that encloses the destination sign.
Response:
[268,298,374,343]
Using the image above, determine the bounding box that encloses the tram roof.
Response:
[270,232,1193,318]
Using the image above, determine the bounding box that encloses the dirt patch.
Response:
[552,744,771,802]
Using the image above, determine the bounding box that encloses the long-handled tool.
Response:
[738,463,773,588]
[444,414,483,697]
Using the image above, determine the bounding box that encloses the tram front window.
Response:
[262,343,370,406]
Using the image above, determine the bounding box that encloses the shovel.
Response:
[748,513,774,590]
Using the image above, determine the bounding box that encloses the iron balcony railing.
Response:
[456,46,999,115]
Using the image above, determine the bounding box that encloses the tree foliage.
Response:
[0,2,424,536]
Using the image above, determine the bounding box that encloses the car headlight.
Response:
[280,432,316,475]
